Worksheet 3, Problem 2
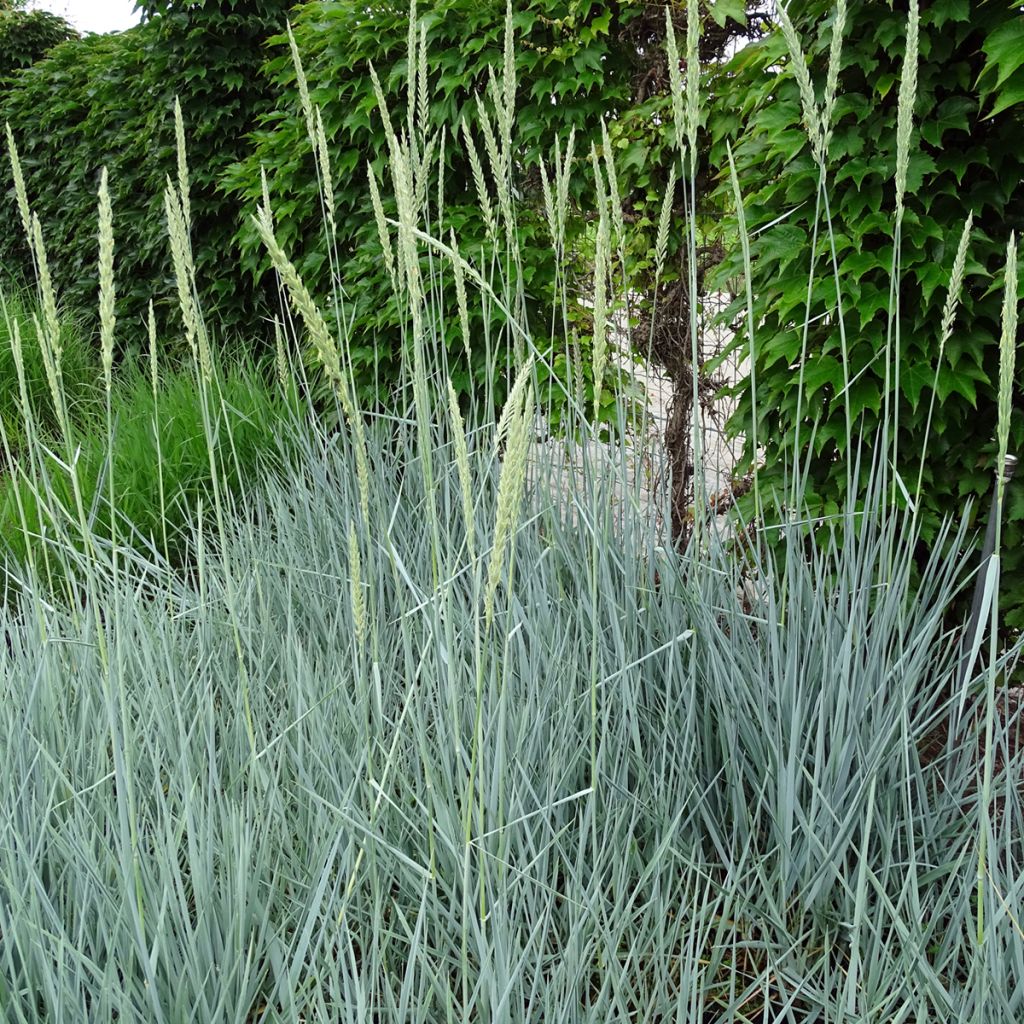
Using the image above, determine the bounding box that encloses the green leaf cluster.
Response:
[0,6,76,90]
[0,1,294,350]
[708,0,1024,630]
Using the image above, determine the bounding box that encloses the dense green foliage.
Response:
[0,0,757,422]
[0,6,1022,1015]
[0,6,76,89]
[708,0,1024,628]
[0,0,294,348]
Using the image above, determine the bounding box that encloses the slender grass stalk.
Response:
[977,234,1018,947]
[591,208,610,422]
[147,302,169,560]
[252,203,370,526]
[889,0,920,513]
[914,213,973,511]
[165,147,255,753]
[447,378,475,562]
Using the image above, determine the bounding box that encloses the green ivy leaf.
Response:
[977,17,1024,92]
[919,95,975,146]
[800,354,843,399]
[755,223,807,274]
[936,363,979,406]
[710,0,747,29]
[982,66,1024,120]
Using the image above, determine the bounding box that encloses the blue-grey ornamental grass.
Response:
[0,2,1021,1020]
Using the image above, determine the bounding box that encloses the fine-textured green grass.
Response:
[0,284,101,468]
[0,339,305,602]
[0,2,1021,1021]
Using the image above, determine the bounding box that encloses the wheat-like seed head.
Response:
[368,63,398,156]
[501,0,516,149]
[252,206,340,382]
[5,123,31,240]
[387,139,424,311]
[664,7,687,167]
[367,162,398,288]
[684,0,700,170]
[416,22,429,146]
[253,205,371,524]
[314,107,337,236]
[485,380,532,629]
[570,328,585,412]
[486,68,511,180]
[405,0,419,166]
[820,0,848,159]
[600,119,625,253]
[97,167,116,393]
[164,181,200,367]
[348,519,367,650]
[655,164,677,282]
[287,22,317,147]
[30,214,61,362]
[260,165,273,227]
[894,0,920,219]
[996,233,1018,496]
[461,119,496,240]
[447,378,476,561]
[28,216,69,442]
[173,97,191,233]
[494,354,535,457]
[413,132,437,218]
[775,3,823,166]
[475,92,511,231]
[938,214,973,351]
[32,310,67,443]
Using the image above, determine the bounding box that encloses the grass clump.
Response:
[0,352,303,598]
[1,378,1021,1021]
[0,2,1022,1021]
[0,283,100,467]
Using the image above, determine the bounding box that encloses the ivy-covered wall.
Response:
[707,0,1024,629]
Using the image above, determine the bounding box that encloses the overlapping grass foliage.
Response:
[1,2,1022,1021]
[0,260,304,602]
[0,351,304,594]
[0,285,100,465]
